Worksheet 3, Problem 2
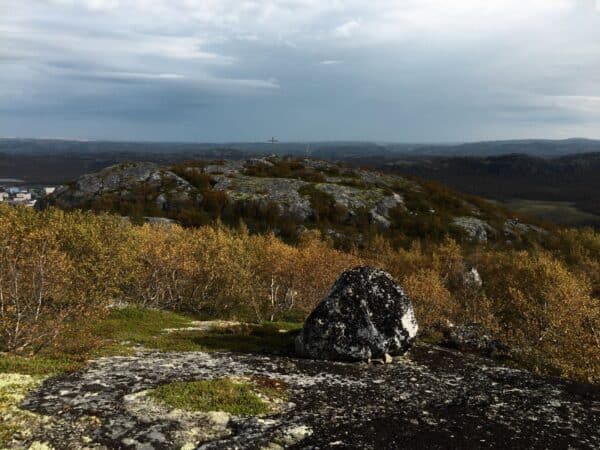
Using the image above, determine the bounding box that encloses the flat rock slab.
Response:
[21,345,600,449]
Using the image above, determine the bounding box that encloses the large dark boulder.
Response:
[295,266,418,361]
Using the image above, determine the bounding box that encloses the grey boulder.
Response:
[295,266,418,361]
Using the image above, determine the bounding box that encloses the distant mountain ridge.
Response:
[3,137,600,158]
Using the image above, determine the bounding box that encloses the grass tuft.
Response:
[0,355,81,376]
[148,377,286,416]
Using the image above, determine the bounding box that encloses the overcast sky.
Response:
[2,0,600,142]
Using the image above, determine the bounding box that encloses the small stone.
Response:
[384,353,393,364]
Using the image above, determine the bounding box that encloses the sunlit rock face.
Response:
[295,266,418,361]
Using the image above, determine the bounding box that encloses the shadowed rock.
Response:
[442,322,510,358]
[295,266,418,361]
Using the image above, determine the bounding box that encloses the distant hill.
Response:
[365,152,600,228]
[39,156,550,249]
[3,137,600,159]
[410,138,600,157]
[5,138,600,228]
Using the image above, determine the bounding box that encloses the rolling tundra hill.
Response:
[40,156,550,249]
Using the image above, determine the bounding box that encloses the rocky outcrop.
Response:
[295,266,418,361]
[462,267,483,288]
[19,346,600,449]
[370,193,404,228]
[41,162,201,211]
[214,175,313,221]
[442,322,510,357]
[503,218,548,238]
[452,216,496,242]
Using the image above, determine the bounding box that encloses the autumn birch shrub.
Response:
[550,228,600,297]
[187,225,258,317]
[0,206,128,354]
[52,209,135,307]
[403,269,458,331]
[480,249,600,382]
[127,224,197,310]
[255,230,361,320]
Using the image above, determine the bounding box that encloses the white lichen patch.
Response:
[26,441,54,450]
[265,424,313,448]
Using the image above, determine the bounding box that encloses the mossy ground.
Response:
[148,377,287,416]
[0,307,300,444]
[0,373,46,447]
[0,308,302,376]
[0,355,81,377]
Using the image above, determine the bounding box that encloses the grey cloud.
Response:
[1,0,600,141]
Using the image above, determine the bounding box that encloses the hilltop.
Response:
[40,156,549,248]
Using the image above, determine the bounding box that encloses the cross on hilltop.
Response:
[268,137,279,144]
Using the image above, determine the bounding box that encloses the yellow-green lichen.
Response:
[0,373,49,448]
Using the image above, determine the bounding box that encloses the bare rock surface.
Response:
[19,345,600,449]
[295,266,418,361]
[42,162,200,212]
[452,216,496,242]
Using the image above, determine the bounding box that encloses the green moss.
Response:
[148,378,286,416]
[145,322,301,354]
[418,332,444,345]
[0,355,80,376]
[94,307,196,343]
[0,307,301,378]
[94,309,301,355]
[0,308,199,375]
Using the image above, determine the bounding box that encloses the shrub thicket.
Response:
[0,205,598,382]
[243,158,327,182]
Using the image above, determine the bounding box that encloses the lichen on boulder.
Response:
[295,266,418,361]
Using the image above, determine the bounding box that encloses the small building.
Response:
[44,187,56,195]
[14,192,32,201]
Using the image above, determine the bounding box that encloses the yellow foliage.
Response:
[0,205,598,382]
[0,206,130,354]
[481,249,600,382]
[403,269,458,330]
